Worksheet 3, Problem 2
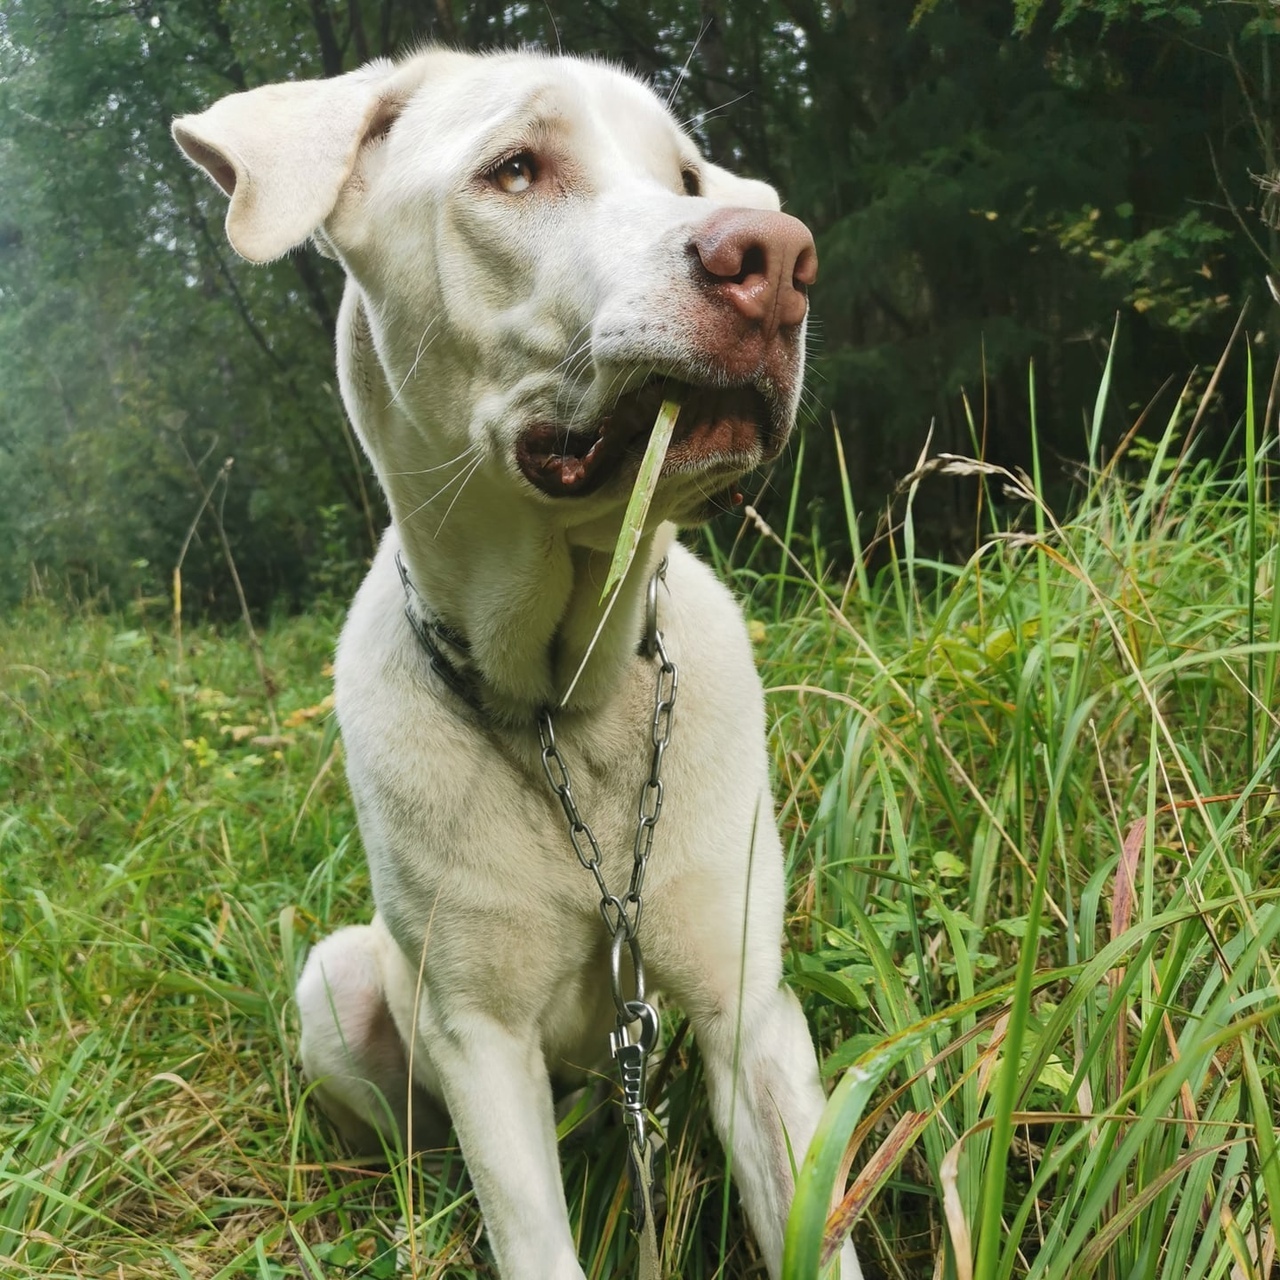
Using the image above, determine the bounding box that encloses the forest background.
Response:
[3,0,1279,615]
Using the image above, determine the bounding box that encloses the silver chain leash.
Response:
[535,557,676,1254]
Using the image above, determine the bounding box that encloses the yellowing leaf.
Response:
[282,694,335,728]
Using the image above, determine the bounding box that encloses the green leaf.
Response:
[1241,1034,1280,1257]
[598,399,680,605]
[559,398,682,704]
[932,849,968,878]
[783,1027,935,1278]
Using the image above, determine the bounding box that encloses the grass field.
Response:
[3,374,1280,1279]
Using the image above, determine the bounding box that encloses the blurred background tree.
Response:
[0,0,1275,614]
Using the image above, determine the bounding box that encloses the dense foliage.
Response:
[1,0,1277,612]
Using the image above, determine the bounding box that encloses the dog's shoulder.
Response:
[662,543,763,685]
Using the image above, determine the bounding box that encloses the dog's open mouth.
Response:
[517,378,777,498]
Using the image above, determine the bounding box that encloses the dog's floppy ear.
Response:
[172,59,406,263]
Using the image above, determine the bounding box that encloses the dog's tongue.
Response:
[518,405,644,496]
[553,450,592,489]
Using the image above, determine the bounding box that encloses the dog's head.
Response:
[174,49,816,536]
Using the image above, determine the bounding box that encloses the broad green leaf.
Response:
[783,1027,934,1278]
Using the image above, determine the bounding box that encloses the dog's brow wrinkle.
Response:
[474,93,562,169]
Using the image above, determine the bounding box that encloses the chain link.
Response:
[536,558,676,1016]
[538,557,674,1246]
[402,544,673,1255]
[402,541,672,1217]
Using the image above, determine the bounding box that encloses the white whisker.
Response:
[387,315,441,408]
[383,442,481,479]
[399,451,483,526]
[551,328,598,424]
[433,452,486,537]
[666,23,712,111]
[551,323,595,375]
[553,343,597,423]
[559,362,629,451]
[679,90,754,132]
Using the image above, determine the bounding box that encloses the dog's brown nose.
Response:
[690,210,818,338]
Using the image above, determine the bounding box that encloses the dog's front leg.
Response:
[692,983,865,1280]
[429,1011,587,1280]
[657,806,866,1280]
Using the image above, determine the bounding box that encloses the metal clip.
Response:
[609,999,659,1143]
[641,556,669,659]
[610,922,646,1013]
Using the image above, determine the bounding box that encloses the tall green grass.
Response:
[750,364,1280,1279]
[2,360,1278,1278]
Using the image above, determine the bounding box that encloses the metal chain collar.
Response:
[398,547,673,1262]
[535,557,676,1163]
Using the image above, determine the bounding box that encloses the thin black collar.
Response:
[395,551,486,714]
[395,550,668,718]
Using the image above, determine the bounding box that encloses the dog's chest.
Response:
[337,543,772,1059]
[351,658,670,944]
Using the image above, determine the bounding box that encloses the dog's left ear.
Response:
[172,59,411,264]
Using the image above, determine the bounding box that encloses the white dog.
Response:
[174,47,860,1280]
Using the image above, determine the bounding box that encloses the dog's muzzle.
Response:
[516,376,784,498]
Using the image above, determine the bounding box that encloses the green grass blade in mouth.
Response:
[557,399,681,707]
[598,398,681,605]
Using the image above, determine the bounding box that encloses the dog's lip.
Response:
[516,377,779,498]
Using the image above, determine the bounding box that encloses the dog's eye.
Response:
[491,153,538,194]
[681,167,701,197]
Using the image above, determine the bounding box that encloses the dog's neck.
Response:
[391,503,670,721]
[341,290,671,721]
